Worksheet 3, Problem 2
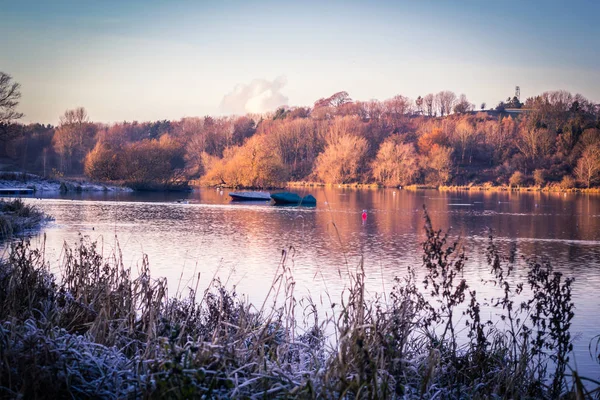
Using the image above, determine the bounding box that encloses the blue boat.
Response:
[270,192,316,206]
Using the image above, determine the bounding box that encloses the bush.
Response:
[509,171,524,187]
[533,169,546,187]
[0,199,47,240]
[559,175,576,189]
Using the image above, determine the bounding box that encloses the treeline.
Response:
[2,90,600,189]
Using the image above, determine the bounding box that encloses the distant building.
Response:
[467,108,532,118]
[504,108,531,116]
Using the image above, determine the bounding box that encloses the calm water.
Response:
[12,188,600,378]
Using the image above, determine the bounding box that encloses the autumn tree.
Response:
[371,136,419,186]
[202,116,234,157]
[287,107,311,119]
[84,141,123,181]
[574,144,600,188]
[314,123,369,184]
[417,128,449,154]
[328,91,352,108]
[483,116,517,165]
[53,107,97,174]
[172,117,206,177]
[202,134,288,188]
[3,123,56,174]
[232,116,256,145]
[362,100,384,122]
[509,171,525,187]
[453,118,477,164]
[120,134,186,189]
[313,91,352,119]
[515,116,555,171]
[271,118,322,179]
[578,128,600,149]
[383,95,412,129]
[424,144,453,185]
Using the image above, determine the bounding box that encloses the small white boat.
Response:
[229,191,271,201]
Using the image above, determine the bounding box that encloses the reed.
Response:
[439,184,600,194]
[0,213,598,398]
[0,199,49,240]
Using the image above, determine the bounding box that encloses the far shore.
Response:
[7,173,598,195]
[193,180,600,194]
[0,172,133,194]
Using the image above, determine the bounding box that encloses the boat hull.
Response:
[229,191,271,201]
[270,192,316,206]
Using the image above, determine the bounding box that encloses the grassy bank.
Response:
[1,214,598,398]
[287,181,381,189]
[0,199,49,240]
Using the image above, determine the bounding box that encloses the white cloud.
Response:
[220,76,288,115]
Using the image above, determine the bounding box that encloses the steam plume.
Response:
[220,76,288,115]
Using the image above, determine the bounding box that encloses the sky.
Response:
[1,0,599,124]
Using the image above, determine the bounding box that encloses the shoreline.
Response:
[194,180,600,194]
[0,172,133,194]
[438,184,600,193]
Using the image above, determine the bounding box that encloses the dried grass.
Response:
[0,211,598,398]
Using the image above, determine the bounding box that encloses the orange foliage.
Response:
[202,134,288,188]
[371,136,419,186]
[417,128,448,154]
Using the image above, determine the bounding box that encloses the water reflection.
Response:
[16,187,600,378]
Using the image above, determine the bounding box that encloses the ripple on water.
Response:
[19,188,600,379]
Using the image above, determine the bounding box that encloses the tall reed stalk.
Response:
[0,211,597,398]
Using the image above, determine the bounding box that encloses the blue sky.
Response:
[1,0,599,123]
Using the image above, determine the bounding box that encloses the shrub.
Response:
[559,175,576,189]
[0,199,47,240]
[533,169,546,187]
[509,171,524,187]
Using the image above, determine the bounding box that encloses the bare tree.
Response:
[453,118,476,164]
[364,100,384,122]
[314,91,352,109]
[424,93,435,117]
[53,107,96,173]
[515,118,555,171]
[0,72,23,124]
[574,144,600,188]
[435,91,457,117]
[384,95,411,118]
[453,94,474,114]
[59,107,89,126]
[329,91,352,108]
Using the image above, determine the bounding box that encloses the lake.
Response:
[13,187,600,379]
